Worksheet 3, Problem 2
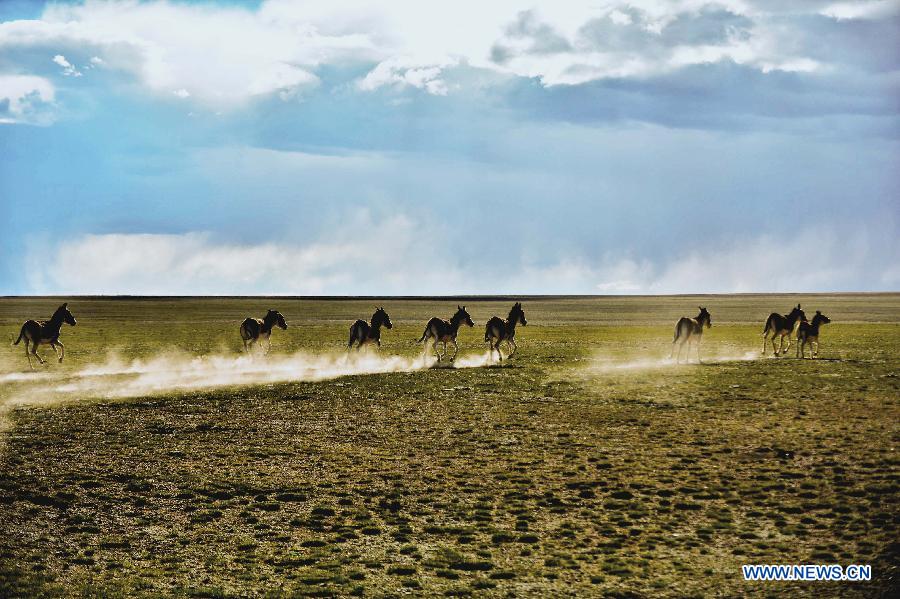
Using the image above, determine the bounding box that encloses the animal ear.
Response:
[816,310,821,314]
[61,302,68,308]
[797,304,801,309]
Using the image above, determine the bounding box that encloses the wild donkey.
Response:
[484,302,527,362]
[14,303,77,370]
[796,311,831,359]
[240,309,287,353]
[670,307,712,364]
[418,305,474,363]
[348,307,393,351]
[762,304,806,356]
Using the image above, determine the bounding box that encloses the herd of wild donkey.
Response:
[12,301,831,370]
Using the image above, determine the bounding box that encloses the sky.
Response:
[1,0,898,295]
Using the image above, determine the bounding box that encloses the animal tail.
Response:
[13,326,24,345]
[762,314,774,334]
[484,324,491,343]
[672,322,681,343]
[417,326,429,344]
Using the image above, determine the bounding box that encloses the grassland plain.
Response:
[0,294,897,598]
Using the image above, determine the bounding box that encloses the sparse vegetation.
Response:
[0,295,898,597]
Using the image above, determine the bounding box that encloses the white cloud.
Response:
[0,0,365,107]
[0,74,55,124]
[26,214,466,295]
[25,215,898,295]
[357,57,453,94]
[52,53,81,76]
[0,0,877,109]
[821,0,900,20]
[602,223,900,294]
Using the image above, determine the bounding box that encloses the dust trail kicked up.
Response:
[0,350,495,416]
[587,351,758,373]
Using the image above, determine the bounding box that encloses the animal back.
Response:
[241,318,263,340]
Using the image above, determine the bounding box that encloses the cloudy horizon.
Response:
[2,0,898,295]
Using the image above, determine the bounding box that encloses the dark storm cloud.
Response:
[491,9,571,65]
[503,59,899,134]
[575,5,752,52]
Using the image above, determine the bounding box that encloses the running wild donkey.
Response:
[418,305,475,363]
[14,302,77,369]
[796,311,831,359]
[484,302,527,362]
[762,303,806,356]
[348,307,393,350]
[670,307,712,363]
[240,309,288,353]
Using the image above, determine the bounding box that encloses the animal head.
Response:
[55,302,77,326]
[267,309,288,330]
[374,306,392,329]
[789,304,807,322]
[698,306,711,328]
[455,305,475,327]
[812,310,831,326]
[509,302,527,326]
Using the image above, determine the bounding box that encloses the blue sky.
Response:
[1,0,898,295]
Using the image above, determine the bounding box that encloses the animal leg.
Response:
[493,340,501,362]
[761,332,768,355]
[696,339,702,363]
[31,344,45,366]
[813,341,818,358]
[782,334,792,356]
[508,338,517,358]
[53,341,65,363]
[450,340,459,362]
[24,339,34,370]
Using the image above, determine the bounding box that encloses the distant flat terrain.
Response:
[1,295,898,597]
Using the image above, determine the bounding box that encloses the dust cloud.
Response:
[586,350,758,373]
[0,349,496,425]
